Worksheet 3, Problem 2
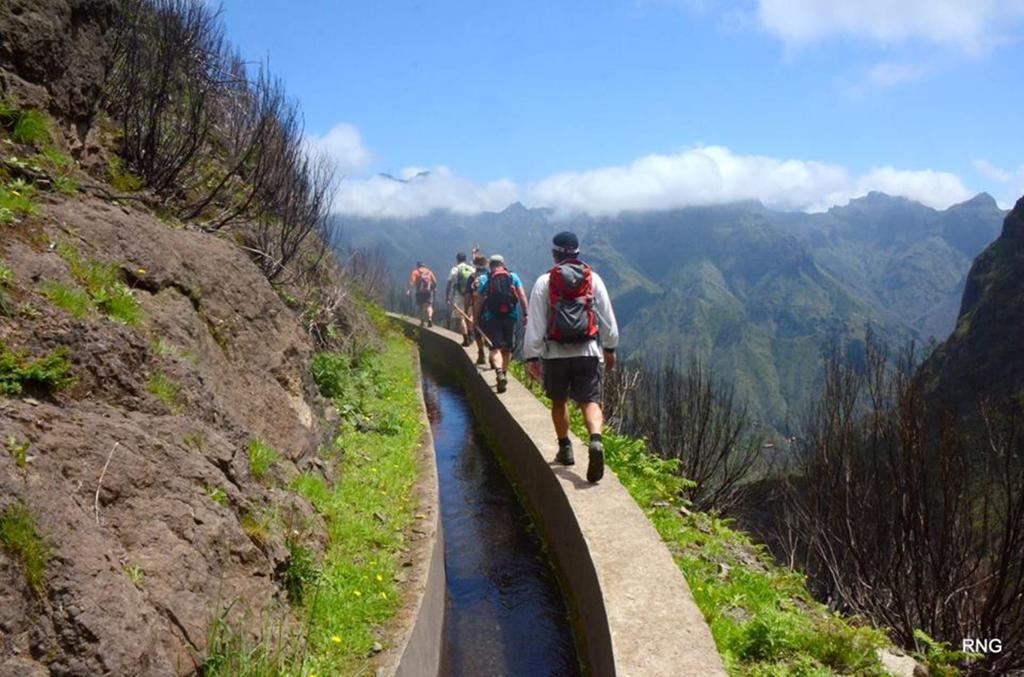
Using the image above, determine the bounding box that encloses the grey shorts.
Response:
[543,356,602,404]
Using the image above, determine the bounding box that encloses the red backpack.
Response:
[547,260,599,343]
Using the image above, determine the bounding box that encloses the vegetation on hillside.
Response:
[509,362,900,676]
[779,337,1023,675]
[204,331,423,676]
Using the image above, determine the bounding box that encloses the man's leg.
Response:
[579,401,603,436]
[570,358,606,483]
[551,399,570,438]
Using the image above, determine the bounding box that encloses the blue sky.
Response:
[219,0,1024,216]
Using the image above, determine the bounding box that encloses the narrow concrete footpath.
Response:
[395,316,726,677]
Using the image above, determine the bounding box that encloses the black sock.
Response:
[558,437,570,446]
[590,433,602,443]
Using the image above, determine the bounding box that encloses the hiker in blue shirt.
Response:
[473,254,529,394]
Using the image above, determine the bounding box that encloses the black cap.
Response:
[552,231,579,255]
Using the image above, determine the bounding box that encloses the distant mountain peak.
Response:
[501,201,529,214]
[950,192,999,210]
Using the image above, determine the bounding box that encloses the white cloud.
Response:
[853,166,973,208]
[334,166,518,218]
[306,123,372,175]
[526,146,852,214]
[973,159,1014,183]
[756,0,1024,52]
[332,145,977,217]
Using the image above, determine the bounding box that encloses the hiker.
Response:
[445,252,476,346]
[473,254,528,393]
[465,252,490,366]
[406,261,437,327]
[523,231,619,484]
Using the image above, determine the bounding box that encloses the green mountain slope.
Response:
[340,193,1002,431]
[919,195,1024,409]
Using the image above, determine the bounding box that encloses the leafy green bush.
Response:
[0,343,75,395]
[0,503,50,594]
[107,155,142,193]
[283,538,320,605]
[247,439,279,480]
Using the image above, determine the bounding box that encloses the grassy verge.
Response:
[204,330,423,675]
[509,362,894,676]
[290,331,423,674]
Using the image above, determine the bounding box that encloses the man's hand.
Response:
[604,350,616,371]
[527,360,542,381]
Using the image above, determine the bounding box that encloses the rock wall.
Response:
[0,0,118,143]
[1,195,329,675]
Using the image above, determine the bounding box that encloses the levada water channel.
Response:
[421,363,581,676]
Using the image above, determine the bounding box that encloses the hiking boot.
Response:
[555,440,575,466]
[427,319,433,328]
[587,440,605,483]
[476,351,486,366]
[462,334,472,347]
[496,370,508,393]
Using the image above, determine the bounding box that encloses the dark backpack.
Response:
[484,268,518,317]
[547,260,599,343]
[415,268,433,293]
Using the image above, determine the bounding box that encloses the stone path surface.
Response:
[396,315,726,677]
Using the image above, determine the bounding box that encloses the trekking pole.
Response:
[451,304,493,349]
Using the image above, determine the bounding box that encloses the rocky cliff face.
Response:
[0,0,118,146]
[1,195,331,675]
[1,4,338,674]
[921,195,1024,410]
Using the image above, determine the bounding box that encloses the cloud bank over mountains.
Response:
[332,145,975,218]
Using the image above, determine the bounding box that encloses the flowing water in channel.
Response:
[421,365,581,676]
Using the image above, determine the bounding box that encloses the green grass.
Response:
[247,439,279,481]
[107,154,143,193]
[10,109,51,146]
[0,503,51,595]
[52,243,142,324]
[147,373,182,414]
[0,263,12,317]
[203,331,422,676]
[286,331,422,675]
[0,102,52,146]
[0,179,37,225]
[509,361,894,676]
[6,434,30,469]
[124,564,145,588]
[43,280,92,317]
[205,484,229,506]
[0,342,75,396]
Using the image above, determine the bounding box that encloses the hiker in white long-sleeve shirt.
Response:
[524,231,619,483]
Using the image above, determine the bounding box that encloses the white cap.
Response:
[489,254,505,264]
